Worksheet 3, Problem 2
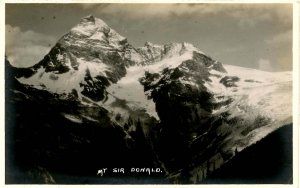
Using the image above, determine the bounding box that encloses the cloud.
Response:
[225,4,291,27]
[265,29,292,45]
[83,4,292,26]
[258,58,272,71]
[5,24,56,67]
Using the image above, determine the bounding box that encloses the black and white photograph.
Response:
[4,2,296,185]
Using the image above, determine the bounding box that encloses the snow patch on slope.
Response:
[18,58,109,97]
[61,113,83,124]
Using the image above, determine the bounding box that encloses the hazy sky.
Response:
[5,3,292,71]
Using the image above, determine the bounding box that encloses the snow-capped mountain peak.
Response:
[17,16,136,102]
[70,15,126,43]
[70,15,109,36]
[63,15,127,52]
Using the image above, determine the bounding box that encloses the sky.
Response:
[5,3,292,71]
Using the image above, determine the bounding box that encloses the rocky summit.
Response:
[5,15,292,184]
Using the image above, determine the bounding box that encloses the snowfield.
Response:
[205,64,292,152]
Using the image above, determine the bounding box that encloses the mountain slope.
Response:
[6,57,165,184]
[202,124,292,184]
[6,15,292,184]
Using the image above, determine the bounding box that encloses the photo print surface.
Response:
[5,3,293,184]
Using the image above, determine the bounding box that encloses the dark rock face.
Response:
[139,51,227,172]
[36,44,71,74]
[80,69,110,101]
[220,76,240,87]
[212,62,227,73]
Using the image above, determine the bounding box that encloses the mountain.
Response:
[5,15,292,184]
